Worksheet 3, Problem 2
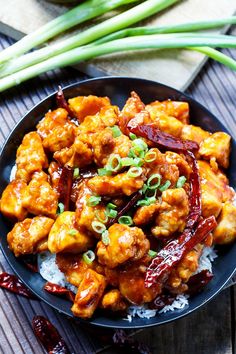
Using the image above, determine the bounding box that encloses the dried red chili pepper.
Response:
[0,272,36,299]
[106,191,142,228]
[186,270,214,296]
[44,282,75,302]
[129,123,199,152]
[56,86,75,118]
[145,216,217,288]
[58,166,73,211]
[20,255,38,273]
[113,329,151,354]
[32,316,70,354]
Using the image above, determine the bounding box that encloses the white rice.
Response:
[10,164,17,181]
[38,252,77,293]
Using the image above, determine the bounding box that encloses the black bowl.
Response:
[0,77,235,329]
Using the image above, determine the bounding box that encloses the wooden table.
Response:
[0,31,235,354]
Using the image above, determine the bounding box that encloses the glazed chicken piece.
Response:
[37,108,77,153]
[146,149,186,187]
[145,106,184,137]
[198,160,234,218]
[168,244,203,290]
[146,100,189,124]
[213,202,236,244]
[152,188,189,238]
[54,136,93,168]
[48,211,94,253]
[93,127,132,166]
[181,124,210,144]
[78,105,119,145]
[133,202,160,226]
[71,269,106,318]
[88,172,144,197]
[15,131,48,182]
[97,224,150,269]
[68,95,110,122]
[0,179,27,221]
[118,264,161,305]
[22,171,58,218]
[199,132,231,169]
[75,181,107,235]
[7,216,54,257]
[100,289,127,312]
[56,253,104,287]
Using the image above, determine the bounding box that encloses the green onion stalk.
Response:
[1,33,236,92]
[94,16,236,44]
[0,0,140,64]
[0,0,179,77]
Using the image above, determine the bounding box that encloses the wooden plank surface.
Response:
[0,29,235,354]
[0,0,235,90]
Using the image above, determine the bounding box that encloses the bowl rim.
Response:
[0,76,235,329]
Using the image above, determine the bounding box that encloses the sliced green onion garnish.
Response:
[107,203,117,209]
[118,215,133,226]
[145,188,157,198]
[57,202,64,214]
[68,229,77,236]
[111,125,122,138]
[83,250,95,265]
[73,167,80,179]
[129,132,137,140]
[144,149,157,163]
[92,220,106,233]
[106,208,118,218]
[132,138,148,151]
[127,166,142,178]
[98,168,112,176]
[137,196,156,206]
[148,250,158,258]
[87,195,101,207]
[133,157,144,167]
[106,154,122,172]
[176,176,187,188]
[147,173,161,189]
[159,180,171,192]
[102,230,110,245]
[121,157,134,167]
[95,210,108,223]
[141,183,148,194]
[128,147,145,159]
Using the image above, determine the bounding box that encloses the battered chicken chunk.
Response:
[93,127,132,166]
[133,203,160,226]
[15,131,48,182]
[71,269,106,318]
[213,202,236,244]
[198,160,234,218]
[68,95,110,122]
[119,265,161,305]
[168,244,203,289]
[88,172,144,197]
[22,171,58,218]
[75,181,107,234]
[7,216,54,257]
[199,132,231,168]
[53,137,93,168]
[146,100,189,124]
[181,124,210,145]
[100,289,127,312]
[152,188,189,238]
[97,224,150,268]
[48,211,94,253]
[0,179,27,221]
[37,108,77,153]
[48,162,62,194]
